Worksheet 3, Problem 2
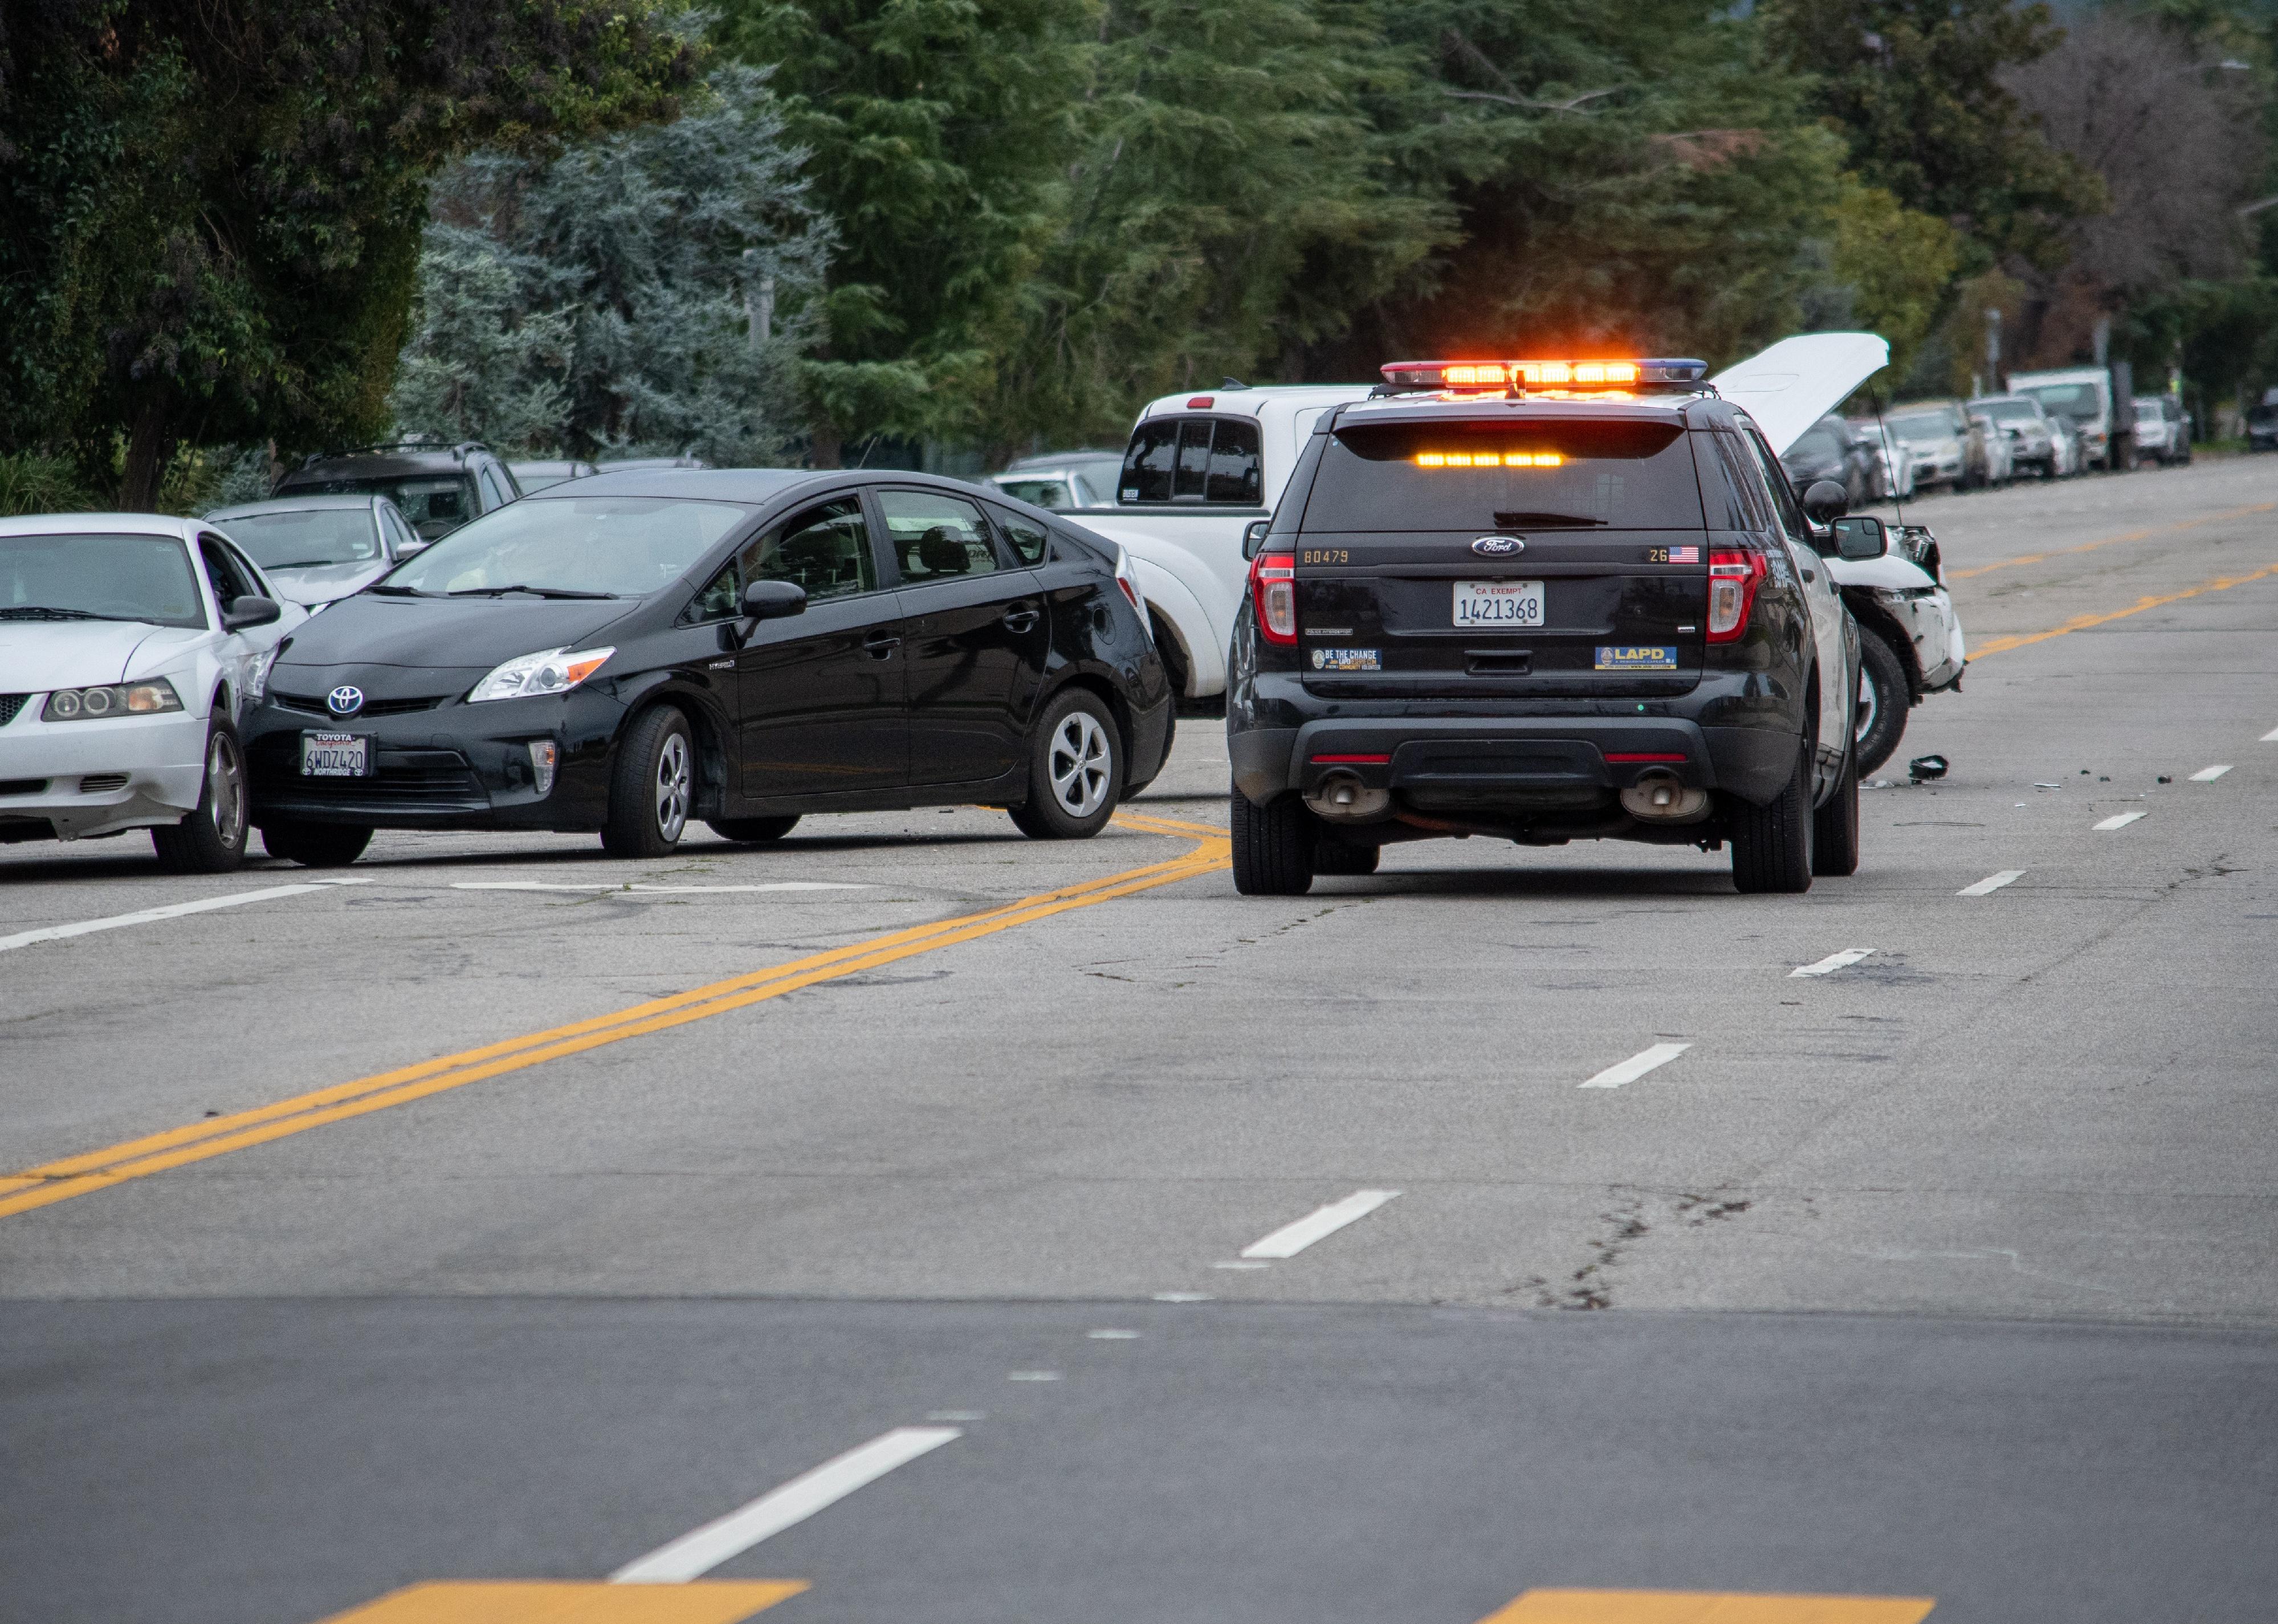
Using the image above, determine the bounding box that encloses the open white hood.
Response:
[1712,332,1890,457]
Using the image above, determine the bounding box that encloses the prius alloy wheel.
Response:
[1009,689,1120,840]
[603,705,695,858]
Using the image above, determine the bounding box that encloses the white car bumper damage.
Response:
[0,706,207,840]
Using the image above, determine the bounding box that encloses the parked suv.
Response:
[1780,414,1878,508]
[1967,394,2061,479]
[274,442,521,543]
[1228,352,1871,896]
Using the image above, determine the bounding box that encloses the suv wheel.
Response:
[602,706,694,858]
[1313,838,1380,876]
[151,719,248,874]
[1812,735,1860,877]
[260,821,373,867]
[1230,786,1318,895]
[1008,690,1120,839]
[1729,735,1815,894]
[1854,632,1909,777]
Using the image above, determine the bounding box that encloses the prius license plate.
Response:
[1453,580,1544,628]
[301,731,371,777]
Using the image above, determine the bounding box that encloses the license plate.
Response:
[301,731,371,777]
[1453,580,1544,628]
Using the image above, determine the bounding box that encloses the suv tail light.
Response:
[1706,542,1767,643]
[1249,540,1297,646]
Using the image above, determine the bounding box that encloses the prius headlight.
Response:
[43,679,183,721]
[467,646,614,703]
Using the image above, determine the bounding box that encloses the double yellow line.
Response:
[0,811,1229,1223]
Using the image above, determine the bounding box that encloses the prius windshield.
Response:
[0,533,206,628]
[381,497,756,598]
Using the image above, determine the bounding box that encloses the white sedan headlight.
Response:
[43,679,184,721]
[467,646,614,703]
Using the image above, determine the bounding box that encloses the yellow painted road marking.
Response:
[315,1580,806,1623]
[1946,500,2276,580]
[1969,561,2278,659]
[0,816,1229,1221]
[1478,1590,1934,1623]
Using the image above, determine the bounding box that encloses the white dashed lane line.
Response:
[1237,1189,1401,1260]
[2190,765,2233,782]
[449,881,872,893]
[1791,947,1876,978]
[1958,870,2026,897]
[2093,811,2148,831]
[1579,1042,1692,1090]
[2263,725,2278,742]
[0,878,372,954]
[608,1425,960,1584]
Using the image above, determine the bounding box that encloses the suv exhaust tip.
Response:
[1620,772,1709,823]
[1305,772,1393,822]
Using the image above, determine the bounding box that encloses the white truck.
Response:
[1073,334,1964,773]
[2008,363,2137,472]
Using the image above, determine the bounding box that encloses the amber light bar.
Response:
[1413,451,1564,468]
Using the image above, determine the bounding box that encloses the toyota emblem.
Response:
[327,685,365,717]
[1471,536,1524,557]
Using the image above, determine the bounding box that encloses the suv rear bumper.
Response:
[1231,715,1796,810]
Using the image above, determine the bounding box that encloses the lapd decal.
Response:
[1595,646,1677,671]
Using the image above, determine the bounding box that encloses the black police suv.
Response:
[243,469,1172,865]
[1228,358,1870,896]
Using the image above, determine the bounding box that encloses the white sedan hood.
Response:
[1713,332,1890,458]
[0,621,203,692]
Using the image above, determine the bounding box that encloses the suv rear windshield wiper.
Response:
[0,605,135,621]
[1493,511,1608,529]
[446,585,620,599]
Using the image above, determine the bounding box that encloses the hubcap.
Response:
[1855,667,1879,744]
[653,731,690,842]
[1048,711,1112,818]
[207,733,245,850]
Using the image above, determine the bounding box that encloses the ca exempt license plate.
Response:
[300,731,372,777]
[1453,580,1545,628]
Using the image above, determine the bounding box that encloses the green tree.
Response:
[1758,0,2104,266]
[390,228,575,452]
[0,2,698,508]
[1828,183,1962,384]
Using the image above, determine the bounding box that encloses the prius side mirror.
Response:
[740,579,807,621]
[223,595,282,631]
[1242,519,1271,561]
[1829,516,1887,561]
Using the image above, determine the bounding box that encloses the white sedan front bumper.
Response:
[0,704,208,840]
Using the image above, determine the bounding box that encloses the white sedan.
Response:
[0,513,302,871]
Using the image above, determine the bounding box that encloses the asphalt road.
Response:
[3,455,2275,1622]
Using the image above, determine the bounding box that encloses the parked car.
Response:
[2130,395,2192,465]
[2251,387,2278,452]
[203,495,424,610]
[241,468,1173,866]
[2047,411,2087,475]
[2011,365,2136,471]
[1780,414,1878,509]
[1967,394,2061,479]
[1881,403,1970,489]
[1967,410,2014,486]
[510,459,597,493]
[985,451,1127,512]
[1847,417,1917,500]
[275,442,521,543]
[0,513,303,870]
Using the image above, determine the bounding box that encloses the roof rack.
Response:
[298,440,492,468]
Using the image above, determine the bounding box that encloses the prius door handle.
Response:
[1002,606,1041,633]
[862,633,901,659]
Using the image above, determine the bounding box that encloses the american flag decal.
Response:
[1662,544,1700,564]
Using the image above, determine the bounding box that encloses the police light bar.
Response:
[1378,358,1710,392]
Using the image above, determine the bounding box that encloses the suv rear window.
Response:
[1120,417,1263,505]
[1302,418,1703,532]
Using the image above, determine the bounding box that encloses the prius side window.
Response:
[680,498,878,623]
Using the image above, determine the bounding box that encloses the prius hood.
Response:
[0,622,207,692]
[1713,332,1890,458]
[271,592,635,685]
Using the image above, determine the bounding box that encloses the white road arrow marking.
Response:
[1579,1042,1692,1089]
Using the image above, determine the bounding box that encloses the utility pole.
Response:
[1984,306,2002,394]
[741,248,774,350]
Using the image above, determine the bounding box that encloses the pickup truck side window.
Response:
[1206,418,1262,503]
[1122,415,1264,506]
[1122,420,1179,502]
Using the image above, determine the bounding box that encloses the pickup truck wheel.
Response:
[1811,737,1860,877]
[1231,786,1317,895]
[1729,735,1814,895]
[1313,839,1380,877]
[1854,631,1909,777]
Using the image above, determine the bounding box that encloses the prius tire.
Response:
[1008,689,1121,840]
[1231,786,1317,896]
[260,820,373,867]
[602,705,694,859]
[152,718,248,874]
[1729,734,1814,895]
[708,815,800,844]
[1812,735,1860,877]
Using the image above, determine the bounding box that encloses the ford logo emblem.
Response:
[1472,536,1524,556]
[327,685,365,717]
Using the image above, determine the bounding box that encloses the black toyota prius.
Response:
[242,469,1173,865]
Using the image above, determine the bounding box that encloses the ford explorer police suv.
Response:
[1228,357,1868,896]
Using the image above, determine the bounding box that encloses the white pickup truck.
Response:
[1071,336,1963,774]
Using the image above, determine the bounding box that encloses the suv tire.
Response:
[260,820,373,867]
[1854,631,1909,777]
[708,815,800,843]
[1231,787,1318,895]
[1812,736,1860,876]
[1313,838,1380,877]
[1008,689,1120,840]
[602,705,694,858]
[152,719,248,874]
[1730,735,1815,895]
